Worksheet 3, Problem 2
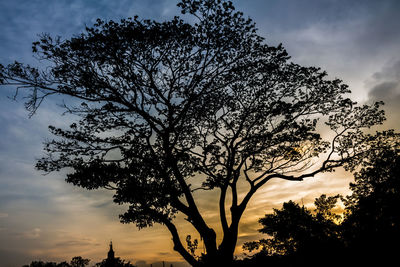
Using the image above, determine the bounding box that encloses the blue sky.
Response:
[0,1,400,266]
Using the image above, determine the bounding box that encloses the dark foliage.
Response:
[22,256,136,267]
[22,257,90,267]
[244,139,400,266]
[94,258,136,267]
[70,257,90,267]
[342,134,400,263]
[1,0,389,266]
[243,198,345,266]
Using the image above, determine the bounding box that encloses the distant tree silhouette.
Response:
[56,262,71,267]
[94,259,136,267]
[1,0,389,266]
[70,256,90,267]
[21,255,138,267]
[24,261,57,267]
[21,257,92,267]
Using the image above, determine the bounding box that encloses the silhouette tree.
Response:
[244,197,343,256]
[94,258,136,267]
[70,256,90,267]
[243,197,345,267]
[24,261,57,267]
[0,0,387,265]
[244,201,315,256]
[56,262,71,267]
[22,256,136,267]
[243,133,400,266]
[23,261,72,267]
[342,133,400,261]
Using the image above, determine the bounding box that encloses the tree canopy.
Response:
[0,0,389,266]
[243,196,343,262]
[342,133,400,260]
[242,135,400,266]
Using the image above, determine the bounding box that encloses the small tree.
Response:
[56,262,71,267]
[244,197,343,257]
[0,0,387,266]
[26,262,57,267]
[70,257,90,267]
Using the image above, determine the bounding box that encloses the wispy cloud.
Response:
[54,238,100,248]
[367,59,400,129]
[16,228,41,239]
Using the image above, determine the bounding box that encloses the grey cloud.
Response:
[233,0,400,105]
[235,0,367,32]
[157,251,171,256]
[368,60,400,129]
[369,81,399,99]
[372,60,400,81]
[55,239,101,247]
[14,228,41,239]
[235,0,400,52]
[92,200,114,209]
[0,0,178,64]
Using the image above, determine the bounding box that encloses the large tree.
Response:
[0,0,387,266]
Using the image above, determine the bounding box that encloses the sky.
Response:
[0,0,400,266]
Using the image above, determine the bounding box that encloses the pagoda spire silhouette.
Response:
[108,241,115,260]
[105,241,117,267]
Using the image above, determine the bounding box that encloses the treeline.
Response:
[237,146,400,266]
[22,256,136,267]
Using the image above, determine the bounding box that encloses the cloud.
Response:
[17,228,41,239]
[367,60,400,129]
[55,239,100,248]
[369,81,399,99]
[234,0,400,105]
[157,251,171,256]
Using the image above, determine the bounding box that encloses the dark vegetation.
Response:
[237,141,400,267]
[22,255,135,267]
[1,0,398,266]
